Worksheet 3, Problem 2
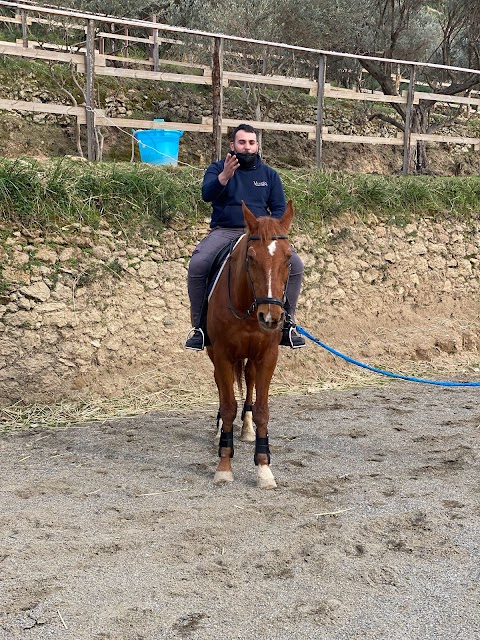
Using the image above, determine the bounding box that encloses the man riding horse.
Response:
[186,123,305,351]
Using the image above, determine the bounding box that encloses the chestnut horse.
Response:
[206,200,294,489]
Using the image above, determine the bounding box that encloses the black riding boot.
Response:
[280,318,306,349]
[185,328,205,351]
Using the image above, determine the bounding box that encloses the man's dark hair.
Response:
[230,123,258,141]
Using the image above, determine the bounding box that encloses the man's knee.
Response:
[188,252,211,280]
[290,252,304,277]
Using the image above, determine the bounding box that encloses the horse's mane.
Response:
[252,215,286,244]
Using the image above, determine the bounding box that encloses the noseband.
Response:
[228,234,291,321]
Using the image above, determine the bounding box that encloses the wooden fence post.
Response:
[212,37,224,162]
[123,28,129,60]
[151,15,159,72]
[316,55,327,169]
[402,65,416,175]
[21,10,28,48]
[395,64,401,93]
[110,23,116,55]
[85,19,96,162]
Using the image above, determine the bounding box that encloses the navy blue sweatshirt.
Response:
[201,155,286,228]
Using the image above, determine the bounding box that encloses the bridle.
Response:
[227,234,291,321]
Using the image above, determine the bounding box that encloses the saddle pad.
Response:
[207,234,245,302]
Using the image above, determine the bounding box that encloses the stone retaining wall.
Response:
[1,215,479,405]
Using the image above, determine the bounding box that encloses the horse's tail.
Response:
[234,359,245,398]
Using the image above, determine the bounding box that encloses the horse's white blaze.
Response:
[240,410,255,442]
[267,268,272,298]
[267,240,277,256]
[257,464,277,489]
[264,268,273,323]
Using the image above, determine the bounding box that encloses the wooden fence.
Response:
[1,2,480,172]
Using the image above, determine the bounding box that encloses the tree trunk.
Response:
[410,104,429,174]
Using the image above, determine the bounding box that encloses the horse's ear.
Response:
[280,200,294,232]
[242,201,258,234]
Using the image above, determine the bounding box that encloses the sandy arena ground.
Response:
[1,382,479,640]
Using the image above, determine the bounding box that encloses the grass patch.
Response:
[282,171,480,228]
[0,158,209,233]
[0,159,479,235]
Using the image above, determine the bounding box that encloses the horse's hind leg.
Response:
[240,360,256,443]
[213,357,237,484]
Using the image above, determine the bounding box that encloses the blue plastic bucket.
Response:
[134,119,183,165]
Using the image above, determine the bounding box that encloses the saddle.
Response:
[199,235,244,344]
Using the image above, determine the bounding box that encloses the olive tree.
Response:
[34,0,480,172]
[352,0,480,172]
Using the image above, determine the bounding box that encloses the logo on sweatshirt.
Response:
[253,181,268,187]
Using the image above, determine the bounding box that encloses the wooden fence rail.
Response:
[1,3,480,171]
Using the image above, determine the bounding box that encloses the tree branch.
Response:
[426,105,464,134]
[368,112,404,132]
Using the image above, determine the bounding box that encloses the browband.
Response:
[248,234,288,241]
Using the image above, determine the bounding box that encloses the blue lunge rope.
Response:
[296,325,480,388]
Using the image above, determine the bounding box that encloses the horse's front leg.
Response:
[252,353,278,489]
[213,356,237,484]
[240,359,256,443]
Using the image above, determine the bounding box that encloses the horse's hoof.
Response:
[214,470,234,484]
[240,430,256,443]
[256,465,277,489]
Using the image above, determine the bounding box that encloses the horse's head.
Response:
[242,200,294,333]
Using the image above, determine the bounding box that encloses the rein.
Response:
[227,233,290,321]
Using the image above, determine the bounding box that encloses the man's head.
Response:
[230,124,259,155]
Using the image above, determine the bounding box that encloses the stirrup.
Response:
[280,324,306,349]
[185,327,205,351]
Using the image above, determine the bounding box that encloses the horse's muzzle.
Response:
[257,309,285,332]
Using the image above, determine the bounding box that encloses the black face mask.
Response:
[234,152,257,169]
